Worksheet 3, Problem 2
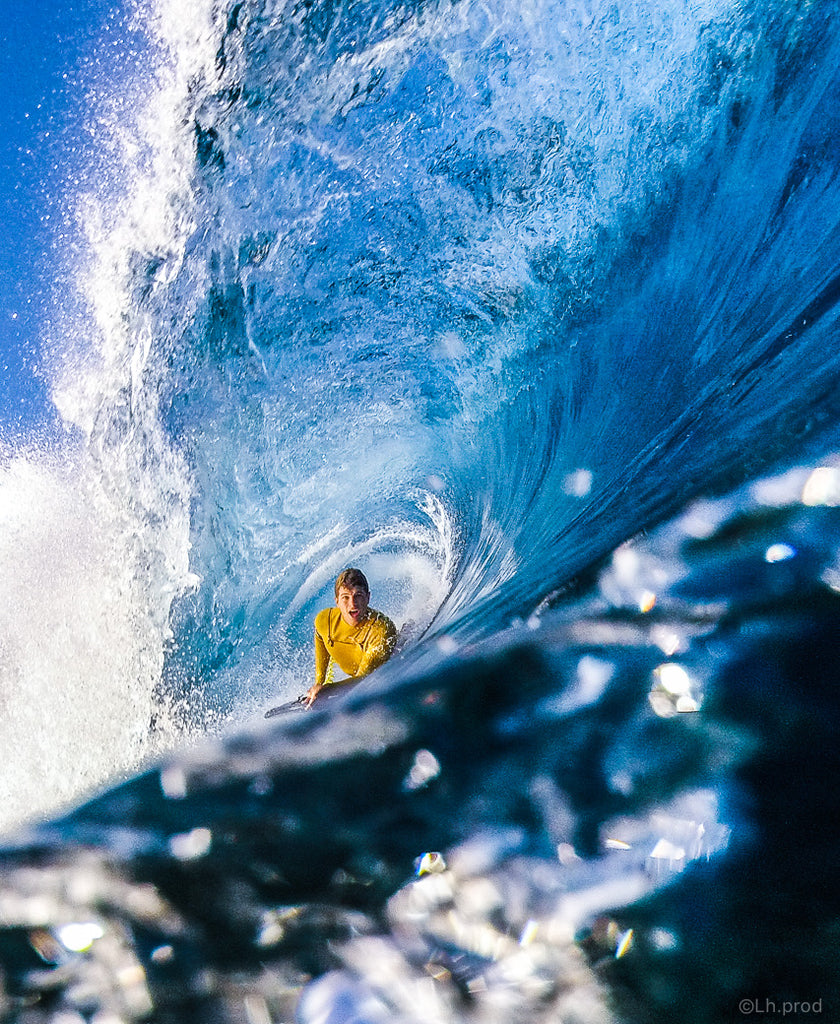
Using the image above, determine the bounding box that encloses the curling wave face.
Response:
[48,0,840,735]
[4,0,840,1017]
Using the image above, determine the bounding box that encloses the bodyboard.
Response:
[263,679,360,718]
[263,695,309,718]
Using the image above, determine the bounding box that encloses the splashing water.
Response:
[3,1,840,1018]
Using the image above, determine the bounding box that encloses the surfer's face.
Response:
[336,585,370,627]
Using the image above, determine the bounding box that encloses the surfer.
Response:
[304,568,397,707]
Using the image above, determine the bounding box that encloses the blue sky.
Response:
[0,0,145,435]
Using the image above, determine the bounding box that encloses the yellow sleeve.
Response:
[314,609,331,686]
[356,614,398,678]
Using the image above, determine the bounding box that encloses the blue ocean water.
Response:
[3,0,840,1020]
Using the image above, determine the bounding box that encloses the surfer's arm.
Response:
[356,618,397,677]
[306,623,331,706]
[314,628,330,687]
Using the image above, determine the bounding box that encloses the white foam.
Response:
[0,440,195,832]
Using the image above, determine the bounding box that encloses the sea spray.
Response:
[0,440,188,829]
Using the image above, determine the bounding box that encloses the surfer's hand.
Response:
[304,683,321,708]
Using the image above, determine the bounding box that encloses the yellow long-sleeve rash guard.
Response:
[314,607,397,688]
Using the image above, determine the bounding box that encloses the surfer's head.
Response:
[335,568,371,626]
[334,567,369,598]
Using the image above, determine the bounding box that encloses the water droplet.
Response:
[169,827,212,860]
